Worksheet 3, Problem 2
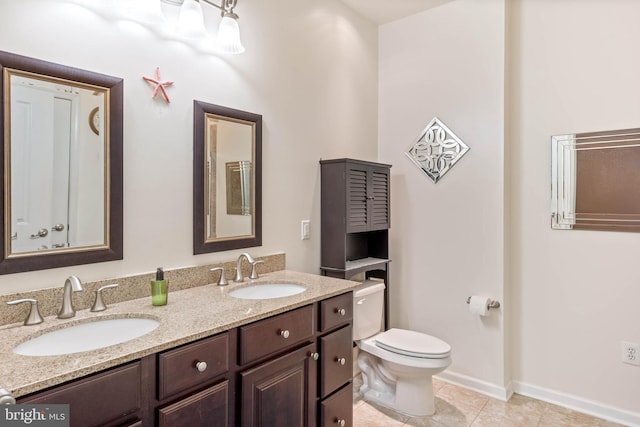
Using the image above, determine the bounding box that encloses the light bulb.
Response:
[216,14,245,54]
[178,0,207,39]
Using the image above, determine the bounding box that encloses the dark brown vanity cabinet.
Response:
[320,158,391,328]
[17,292,355,427]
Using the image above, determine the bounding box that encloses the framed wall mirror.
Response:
[551,127,640,232]
[193,100,262,254]
[0,50,123,274]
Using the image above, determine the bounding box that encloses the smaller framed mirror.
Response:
[551,127,640,232]
[193,101,262,254]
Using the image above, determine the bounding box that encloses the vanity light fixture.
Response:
[125,0,245,54]
[170,0,244,53]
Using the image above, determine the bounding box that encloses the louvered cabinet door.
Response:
[369,166,390,230]
[346,165,369,233]
[346,164,390,232]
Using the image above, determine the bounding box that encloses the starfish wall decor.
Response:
[143,67,174,103]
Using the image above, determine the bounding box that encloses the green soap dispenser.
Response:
[151,267,167,306]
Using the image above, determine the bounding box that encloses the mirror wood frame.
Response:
[193,100,262,254]
[0,50,123,274]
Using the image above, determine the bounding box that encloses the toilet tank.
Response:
[353,280,386,341]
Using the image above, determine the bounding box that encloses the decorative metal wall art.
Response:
[405,117,470,183]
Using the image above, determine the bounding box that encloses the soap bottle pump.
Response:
[151,267,167,306]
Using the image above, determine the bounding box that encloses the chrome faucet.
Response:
[58,275,84,319]
[234,253,257,282]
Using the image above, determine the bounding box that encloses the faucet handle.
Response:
[7,298,44,326]
[249,260,264,280]
[91,284,119,312]
[210,267,228,286]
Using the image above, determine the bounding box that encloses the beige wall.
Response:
[509,0,640,419]
[380,0,640,422]
[379,0,508,397]
[0,0,378,294]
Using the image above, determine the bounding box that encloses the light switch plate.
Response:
[301,220,310,240]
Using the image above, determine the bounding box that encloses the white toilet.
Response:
[354,280,451,416]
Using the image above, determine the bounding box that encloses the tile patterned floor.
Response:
[352,375,625,427]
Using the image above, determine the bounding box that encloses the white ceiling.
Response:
[340,0,452,25]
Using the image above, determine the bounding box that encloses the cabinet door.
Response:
[346,164,370,233]
[158,380,229,427]
[369,165,390,231]
[240,343,316,427]
[346,164,390,233]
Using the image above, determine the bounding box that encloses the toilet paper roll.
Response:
[469,296,491,316]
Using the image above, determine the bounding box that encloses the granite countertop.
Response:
[0,270,359,398]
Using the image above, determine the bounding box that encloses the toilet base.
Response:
[360,375,436,416]
[358,351,440,416]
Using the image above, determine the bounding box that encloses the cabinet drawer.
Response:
[158,380,229,427]
[158,332,229,400]
[19,361,141,427]
[320,325,353,398]
[319,292,353,332]
[239,305,314,365]
[320,382,353,427]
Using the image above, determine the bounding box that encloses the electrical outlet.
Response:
[301,220,310,240]
[622,341,640,366]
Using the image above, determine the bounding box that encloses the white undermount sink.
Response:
[13,317,160,357]
[228,283,306,300]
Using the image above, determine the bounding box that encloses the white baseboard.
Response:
[435,370,513,402]
[435,371,639,427]
[512,381,640,427]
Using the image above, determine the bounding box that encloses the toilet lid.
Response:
[375,328,451,359]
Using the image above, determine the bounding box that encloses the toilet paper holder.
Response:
[466,297,501,310]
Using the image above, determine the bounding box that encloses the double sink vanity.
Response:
[0,269,358,427]
[0,49,357,426]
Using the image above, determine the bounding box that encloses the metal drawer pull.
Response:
[195,361,208,372]
[335,418,346,427]
[280,329,290,339]
[335,308,346,316]
[308,352,319,360]
[335,357,346,366]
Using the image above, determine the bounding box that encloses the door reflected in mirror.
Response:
[8,72,107,254]
[194,101,262,254]
[0,50,123,274]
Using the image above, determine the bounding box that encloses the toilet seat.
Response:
[375,328,451,359]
